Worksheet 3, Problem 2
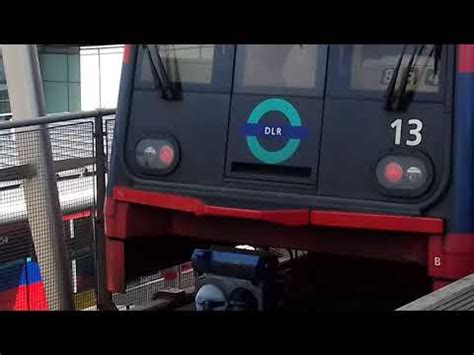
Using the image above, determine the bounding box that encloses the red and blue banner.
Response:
[0,258,48,310]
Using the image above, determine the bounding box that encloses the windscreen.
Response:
[350,45,440,94]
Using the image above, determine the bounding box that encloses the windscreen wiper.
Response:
[385,44,408,111]
[393,44,425,111]
[385,44,442,112]
[144,45,177,100]
[433,45,442,76]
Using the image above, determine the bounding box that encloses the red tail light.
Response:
[384,162,404,183]
[159,144,175,166]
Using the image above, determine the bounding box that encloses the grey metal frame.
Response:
[0,109,115,130]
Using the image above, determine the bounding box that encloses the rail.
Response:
[0,109,115,130]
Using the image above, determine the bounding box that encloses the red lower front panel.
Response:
[428,234,474,280]
[105,237,125,293]
[111,186,444,233]
[104,194,442,293]
[104,188,474,294]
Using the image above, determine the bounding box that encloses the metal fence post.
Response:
[94,111,116,310]
[1,45,74,310]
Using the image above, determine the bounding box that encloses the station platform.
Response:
[397,273,474,311]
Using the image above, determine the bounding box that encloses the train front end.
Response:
[105,44,474,294]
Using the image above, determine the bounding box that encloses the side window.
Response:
[234,45,327,97]
[135,44,234,92]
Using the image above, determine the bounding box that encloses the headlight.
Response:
[375,154,433,196]
[135,136,179,174]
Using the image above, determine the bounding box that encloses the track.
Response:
[112,251,436,311]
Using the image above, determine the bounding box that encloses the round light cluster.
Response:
[135,137,179,174]
[376,154,432,195]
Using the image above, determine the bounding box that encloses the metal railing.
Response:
[0,108,197,311]
[0,109,115,310]
[0,113,11,122]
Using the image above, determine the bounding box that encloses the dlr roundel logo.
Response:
[241,98,307,165]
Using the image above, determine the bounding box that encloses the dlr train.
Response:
[104,44,474,298]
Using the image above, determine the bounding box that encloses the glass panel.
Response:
[99,48,124,108]
[44,82,68,113]
[40,53,68,82]
[237,45,319,90]
[139,44,215,85]
[350,45,441,93]
[68,54,81,83]
[80,48,100,110]
[68,83,81,112]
